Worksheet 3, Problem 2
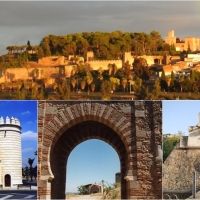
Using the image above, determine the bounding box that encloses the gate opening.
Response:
[66,139,120,195]
[50,121,128,199]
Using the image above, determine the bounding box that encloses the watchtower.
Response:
[0,116,22,188]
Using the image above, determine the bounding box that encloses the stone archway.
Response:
[51,121,127,199]
[38,101,162,199]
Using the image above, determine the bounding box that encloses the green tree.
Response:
[90,83,95,92]
[163,131,184,162]
[133,57,151,80]
[71,78,76,92]
[109,77,120,92]
[160,69,168,91]
[101,80,112,100]
[108,64,113,76]
[77,185,87,195]
[85,71,93,95]
[190,70,195,82]
[121,78,128,92]
[57,82,70,100]
[80,79,86,91]
[37,46,44,59]
[42,38,51,56]
[28,158,35,182]
[151,79,161,100]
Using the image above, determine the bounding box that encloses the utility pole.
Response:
[192,171,196,198]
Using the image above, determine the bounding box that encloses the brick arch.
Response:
[50,121,129,199]
[42,103,133,179]
[38,101,162,200]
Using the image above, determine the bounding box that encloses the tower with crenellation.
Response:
[0,116,22,188]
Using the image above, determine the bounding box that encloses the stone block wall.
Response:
[163,147,200,191]
[38,56,66,66]
[87,60,122,70]
[0,65,73,84]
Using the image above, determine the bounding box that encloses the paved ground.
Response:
[187,191,200,199]
[0,190,37,199]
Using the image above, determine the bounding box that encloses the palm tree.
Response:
[71,78,76,92]
[108,64,113,76]
[113,64,118,76]
[6,46,12,54]
[85,71,93,95]
[52,82,58,92]
[98,67,104,81]
[122,78,127,92]
[81,79,86,91]
[98,67,103,75]
[28,158,35,182]
[91,83,95,92]
[71,65,78,76]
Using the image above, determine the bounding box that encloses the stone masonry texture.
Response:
[38,101,162,199]
[163,147,200,191]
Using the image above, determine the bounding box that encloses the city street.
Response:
[0,190,36,199]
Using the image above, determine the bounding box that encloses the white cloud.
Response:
[21,131,37,140]
[21,111,30,115]
[22,147,34,153]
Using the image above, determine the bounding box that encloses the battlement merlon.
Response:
[0,116,20,126]
[188,113,200,136]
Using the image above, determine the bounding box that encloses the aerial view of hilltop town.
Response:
[0,30,200,100]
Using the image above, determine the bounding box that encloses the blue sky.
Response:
[0,100,37,168]
[163,100,200,136]
[66,139,120,193]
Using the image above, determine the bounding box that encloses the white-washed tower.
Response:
[0,116,22,188]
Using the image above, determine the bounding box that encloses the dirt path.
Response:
[66,194,102,199]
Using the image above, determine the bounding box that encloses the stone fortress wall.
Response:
[0,65,73,84]
[0,116,22,188]
[0,51,176,84]
[163,113,200,191]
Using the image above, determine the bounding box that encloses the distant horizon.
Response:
[0,1,199,54]
[1,29,200,53]
[65,139,120,193]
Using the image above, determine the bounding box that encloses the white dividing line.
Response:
[24,195,35,199]
[0,195,13,200]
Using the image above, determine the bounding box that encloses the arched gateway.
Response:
[38,101,162,199]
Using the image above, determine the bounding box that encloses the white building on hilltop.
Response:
[0,116,22,188]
